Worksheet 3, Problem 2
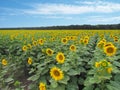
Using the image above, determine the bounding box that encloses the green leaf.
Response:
[59,75,70,84]
[27,75,39,81]
[83,85,94,90]
[5,78,14,83]
[67,69,80,75]
[50,79,58,88]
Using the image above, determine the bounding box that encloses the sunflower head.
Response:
[39,82,46,90]
[27,44,32,49]
[32,41,38,46]
[22,45,27,51]
[80,38,83,44]
[70,45,76,51]
[56,52,65,64]
[101,60,108,67]
[114,38,118,42]
[107,67,113,74]
[104,45,117,56]
[46,48,54,56]
[61,38,68,44]
[2,59,7,66]
[83,39,89,45]
[28,57,32,65]
[50,67,64,81]
[38,39,44,45]
[95,62,101,68]
[104,42,113,47]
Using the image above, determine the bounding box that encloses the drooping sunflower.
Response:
[56,52,65,64]
[104,45,117,56]
[28,57,32,65]
[70,45,76,51]
[50,67,64,81]
[46,48,54,56]
[39,82,46,90]
[61,38,68,44]
[2,59,7,66]
[22,45,27,51]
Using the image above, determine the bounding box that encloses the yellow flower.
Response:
[38,39,44,45]
[32,41,37,46]
[39,82,46,90]
[22,45,27,51]
[79,38,83,44]
[28,57,32,65]
[70,45,76,51]
[107,67,112,74]
[104,42,113,47]
[50,67,64,81]
[27,44,32,49]
[104,45,117,56]
[61,38,68,44]
[46,48,54,56]
[2,59,7,66]
[101,60,108,67]
[95,62,101,68]
[56,52,65,64]
[83,39,88,45]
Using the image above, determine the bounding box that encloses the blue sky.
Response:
[0,0,120,28]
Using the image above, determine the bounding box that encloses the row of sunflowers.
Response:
[0,30,120,90]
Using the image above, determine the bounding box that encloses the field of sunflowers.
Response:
[0,30,120,90]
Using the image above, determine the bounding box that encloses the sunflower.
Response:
[22,45,27,51]
[83,39,88,45]
[114,38,118,42]
[107,67,112,74]
[50,67,64,81]
[70,45,76,51]
[104,42,113,47]
[79,38,83,44]
[97,41,105,48]
[46,48,54,56]
[56,52,65,64]
[39,82,46,90]
[38,39,44,45]
[2,59,7,66]
[101,60,108,67]
[32,41,37,46]
[28,57,32,65]
[61,38,68,44]
[27,44,32,49]
[95,62,101,68]
[104,45,117,56]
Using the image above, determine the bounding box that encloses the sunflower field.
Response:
[0,30,120,90]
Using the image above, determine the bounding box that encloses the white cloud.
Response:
[22,1,120,15]
[86,16,120,24]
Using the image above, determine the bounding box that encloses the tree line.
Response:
[0,24,120,30]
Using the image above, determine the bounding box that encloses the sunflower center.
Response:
[71,46,75,50]
[48,50,52,54]
[59,55,63,60]
[107,47,114,53]
[63,39,66,42]
[54,70,60,76]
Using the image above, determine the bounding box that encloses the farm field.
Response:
[0,30,120,90]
